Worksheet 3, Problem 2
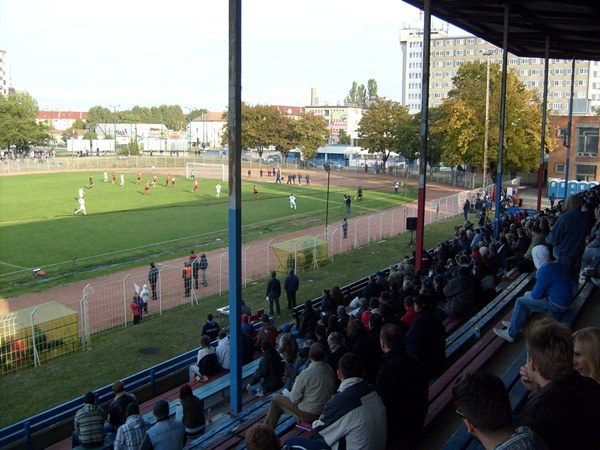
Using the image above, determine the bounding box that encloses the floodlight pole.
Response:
[109,104,120,154]
[483,50,493,192]
[324,163,331,238]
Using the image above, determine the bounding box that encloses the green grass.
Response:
[0,214,463,428]
[0,172,417,295]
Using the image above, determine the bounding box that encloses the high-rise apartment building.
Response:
[399,26,600,115]
[0,50,7,96]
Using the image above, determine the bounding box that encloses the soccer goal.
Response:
[186,162,227,181]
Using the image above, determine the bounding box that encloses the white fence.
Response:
[77,179,518,339]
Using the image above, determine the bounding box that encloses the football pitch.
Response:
[0,171,416,284]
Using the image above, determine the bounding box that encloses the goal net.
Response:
[186,163,227,181]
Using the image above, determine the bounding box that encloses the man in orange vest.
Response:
[144,180,151,195]
[182,262,192,297]
[193,179,199,193]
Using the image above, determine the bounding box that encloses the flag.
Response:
[134,283,140,294]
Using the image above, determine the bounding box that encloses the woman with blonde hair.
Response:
[573,327,600,383]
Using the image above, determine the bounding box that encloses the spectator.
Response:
[296,300,319,342]
[278,323,298,366]
[241,314,256,337]
[106,380,137,432]
[241,328,256,365]
[580,205,600,285]
[73,392,106,449]
[439,266,475,319]
[376,324,429,444]
[247,341,285,397]
[257,314,278,350]
[406,295,446,377]
[518,318,600,450]
[320,289,336,319]
[266,271,282,316]
[546,195,590,284]
[265,343,336,429]
[494,245,573,343]
[311,353,387,449]
[452,372,547,450]
[216,331,231,370]
[284,268,300,309]
[241,299,252,317]
[140,400,186,450]
[188,335,218,383]
[175,384,205,438]
[362,274,381,301]
[573,327,600,383]
[325,332,349,376]
[114,402,148,450]
[246,423,281,450]
[346,319,382,385]
[201,314,220,342]
[330,285,346,308]
[400,296,417,330]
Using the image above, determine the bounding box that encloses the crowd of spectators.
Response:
[71,187,600,449]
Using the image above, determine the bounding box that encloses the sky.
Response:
[0,0,466,113]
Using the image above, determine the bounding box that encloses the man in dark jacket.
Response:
[266,271,282,316]
[377,324,429,445]
[283,268,300,309]
[406,295,446,377]
[247,341,284,397]
[361,274,381,301]
[105,380,137,431]
[439,266,475,319]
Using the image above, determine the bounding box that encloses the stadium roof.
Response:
[402,0,600,61]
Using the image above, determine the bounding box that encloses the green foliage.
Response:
[0,92,51,150]
[432,61,545,173]
[358,97,415,167]
[345,79,379,106]
[295,113,328,159]
[337,129,352,145]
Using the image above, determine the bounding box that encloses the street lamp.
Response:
[324,163,332,237]
[482,50,493,192]
[109,104,120,154]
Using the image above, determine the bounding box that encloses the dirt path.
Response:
[0,171,463,332]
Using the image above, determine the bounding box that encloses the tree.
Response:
[294,113,328,160]
[432,61,547,174]
[0,91,50,151]
[337,129,352,145]
[367,79,378,101]
[272,114,296,159]
[344,81,367,106]
[358,97,413,168]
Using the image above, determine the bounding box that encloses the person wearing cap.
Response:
[264,343,336,429]
[141,400,185,450]
[494,245,573,343]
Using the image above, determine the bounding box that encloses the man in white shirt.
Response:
[215,331,231,370]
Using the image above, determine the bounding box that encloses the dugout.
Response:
[271,236,328,276]
[0,301,79,375]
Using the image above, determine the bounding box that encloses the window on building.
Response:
[575,165,597,181]
[576,127,599,155]
[555,164,565,174]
